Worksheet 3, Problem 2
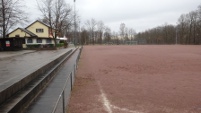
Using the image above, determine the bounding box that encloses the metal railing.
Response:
[51,47,82,113]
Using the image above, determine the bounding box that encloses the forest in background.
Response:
[1,0,201,45]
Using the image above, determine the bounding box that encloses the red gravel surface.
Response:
[67,45,201,113]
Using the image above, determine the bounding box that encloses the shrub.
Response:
[27,44,40,49]
[56,43,64,47]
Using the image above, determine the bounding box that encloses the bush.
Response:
[48,44,54,48]
[56,43,64,47]
[43,44,54,48]
[27,44,40,49]
[27,44,55,49]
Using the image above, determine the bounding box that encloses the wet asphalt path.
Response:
[0,48,73,93]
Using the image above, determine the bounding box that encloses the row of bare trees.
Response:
[78,18,112,45]
[136,5,201,45]
[119,23,136,42]
[78,19,137,45]
[2,1,200,45]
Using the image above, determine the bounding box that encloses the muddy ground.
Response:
[67,45,201,113]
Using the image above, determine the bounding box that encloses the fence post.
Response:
[74,64,76,75]
[75,62,77,70]
[70,72,73,91]
[62,92,65,113]
[76,58,78,67]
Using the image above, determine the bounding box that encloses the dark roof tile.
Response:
[18,28,38,37]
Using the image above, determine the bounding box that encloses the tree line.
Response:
[77,18,114,45]
[0,0,137,45]
[76,19,137,45]
[1,0,201,45]
[135,5,201,45]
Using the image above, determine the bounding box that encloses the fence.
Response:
[51,47,82,113]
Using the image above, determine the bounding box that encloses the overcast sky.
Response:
[25,0,201,32]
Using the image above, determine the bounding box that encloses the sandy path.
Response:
[67,45,201,113]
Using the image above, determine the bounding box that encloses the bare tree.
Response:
[124,27,129,41]
[128,28,136,41]
[112,31,120,45]
[54,0,72,37]
[97,21,105,44]
[37,0,72,45]
[178,14,188,44]
[119,23,125,39]
[104,26,111,43]
[0,0,27,38]
[186,12,194,44]
[37,0,54,40]
[85,18,96,45]
[80,27,89,45]
[197,5,201,44]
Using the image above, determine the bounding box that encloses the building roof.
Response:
[18,28,38,37]
[7,20,55,38]
[7,27,38,37]
[25,20,53,29]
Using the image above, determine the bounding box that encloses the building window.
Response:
[46,39,52,44]
[27,39,33,43]
[36,29,44,33]
[15,35,20,37]
[37,39,42,43]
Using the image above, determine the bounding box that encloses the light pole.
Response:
[176,26,178,45]
[73,0,76,46]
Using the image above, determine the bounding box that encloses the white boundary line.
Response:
[98,82,144,113]
[100,87,113,113]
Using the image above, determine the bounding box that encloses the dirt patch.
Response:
[67,45,201,113]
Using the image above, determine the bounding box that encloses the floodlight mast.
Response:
[176,26,178,45]
[73,0,77,46]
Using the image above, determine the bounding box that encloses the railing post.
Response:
[75,62,77,70]
[76,58,78,66]
[62,92,65,113]
[74,64,76,75]
[70,72,73,91]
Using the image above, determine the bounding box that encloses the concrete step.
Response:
[0,48,78,113]
[25,47,83,113]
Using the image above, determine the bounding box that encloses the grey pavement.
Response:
[25,48,80,113]
[0,48,75,93]
[0,50,36,60]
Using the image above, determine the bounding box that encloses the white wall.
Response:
[25,38,54,45]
